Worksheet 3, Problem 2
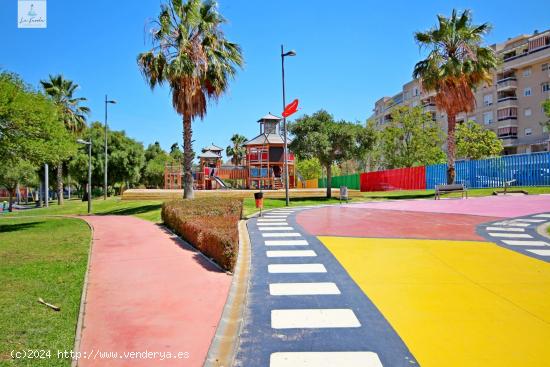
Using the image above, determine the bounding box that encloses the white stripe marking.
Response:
[265,240,309,246]
[258,227,295,231]
[485,227,525,232]
[269,282,340,296]
[262,232,302,237]
[527,249,550,256]
[258,219,287,222]
[512,219,545,223]
[271,309,360,329]
[502,240,550,247]
[492,222,530,227]
[268,264,326,273]
[266,250,316,257]
[488,233,532,238]
[264,215,289,218]
[257,222,289,226]
[270,352,383,367]
[532,214,550,218]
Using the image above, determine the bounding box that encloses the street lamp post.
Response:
[77,139,92,214]
[104,95,116,200]
[281,45,296,207]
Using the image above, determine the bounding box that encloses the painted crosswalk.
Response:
[488,232,532,238]
[270,352,383,367]
[271,309,361,329]
[485,227,525,232]
[266,250,317,257]
[269,282,340,296]
[480,213,550,262]
[264,239,309,246]
[268,263,327,273]
[252,209,387,367]
[502,240,550,247]
[258,227,295,231]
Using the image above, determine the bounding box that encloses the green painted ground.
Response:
[0,217,90,366]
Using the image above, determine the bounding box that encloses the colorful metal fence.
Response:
[304,178,318,188]
[313,152,550,192]
[360,166,426,191]
[426,152,550,189]
[318,173,360,190]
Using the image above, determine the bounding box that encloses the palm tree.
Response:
[41,75,90,205]
[413,9,498,184]
[138,0,243,199]
[226,134,247,166]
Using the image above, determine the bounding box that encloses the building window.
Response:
[525,128,532,136]
[522,67,532,77]
[483,94,493,106]
[524,87,532,96]
[413,87,419,97]
[543,63,549,72]
[543,82,550,92]
[524,108,532,117]
[483,111,493,125]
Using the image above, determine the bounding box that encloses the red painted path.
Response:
[79,216,231,366]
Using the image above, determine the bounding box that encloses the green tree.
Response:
[169,143,184,162]
[296,158,322,180]
[138,0,243,199]
[68,123,145,194]
[413,9,498,183]
[0,72,74,191]
[456,120,503,159]
[41,74,90,205]
[145,141,165,161]
[0,160,37,211]
[226,134,247,166]
[379,106,446,168]
[541,99,550,131]
[289,110,375,198]
[143,153,170,188]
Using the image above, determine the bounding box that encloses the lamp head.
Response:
[283,50,297,57]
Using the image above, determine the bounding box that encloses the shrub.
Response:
[161,197,243,271]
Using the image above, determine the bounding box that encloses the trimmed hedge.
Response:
[161,197,243,271]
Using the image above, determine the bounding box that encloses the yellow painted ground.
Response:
[320,236,550,367]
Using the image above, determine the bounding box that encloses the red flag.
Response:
[282,99,299,118]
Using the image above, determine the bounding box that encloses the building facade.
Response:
[372,29,550,155]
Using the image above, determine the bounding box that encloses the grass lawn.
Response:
[242,196,351,217]
[3,197,163,223]
[0,217,90,366]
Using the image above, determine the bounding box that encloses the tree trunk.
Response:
[57,164,64,205]
[8,189,13,212]
[326,164,332,199]
[182,116,194,199]
[447,114,457,184]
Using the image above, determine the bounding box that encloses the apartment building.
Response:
[372,29,550,155]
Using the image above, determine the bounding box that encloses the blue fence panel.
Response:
[425,152,550,190]
[426,164,447,189]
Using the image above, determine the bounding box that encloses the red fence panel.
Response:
[360,166,426,192]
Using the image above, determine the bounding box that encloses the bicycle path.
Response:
[78,216,231,366]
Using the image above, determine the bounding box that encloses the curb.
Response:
[71,217,95,367]
[204,220,252,367]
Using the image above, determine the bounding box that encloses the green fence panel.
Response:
[316,174,359,190]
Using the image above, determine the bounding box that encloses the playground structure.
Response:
[164,113,297,190]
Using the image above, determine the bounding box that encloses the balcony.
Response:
[496,77,517,90]
[496,96,518,108]
[423,103,437,113]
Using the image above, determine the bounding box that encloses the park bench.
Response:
[435,183,467,200]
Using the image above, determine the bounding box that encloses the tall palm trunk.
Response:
[57,164,64,205]
[446,114,457,184]
[182,116,194,199]
[326,164,332,199]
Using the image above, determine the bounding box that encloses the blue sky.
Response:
[1,0,548,158]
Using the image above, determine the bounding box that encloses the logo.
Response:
[18,0,47,28]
